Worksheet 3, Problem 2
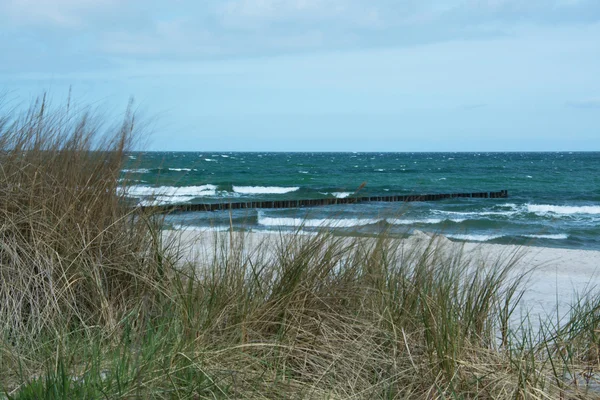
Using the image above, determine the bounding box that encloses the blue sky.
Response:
[1,0,599,151]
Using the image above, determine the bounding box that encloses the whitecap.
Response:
[436,209,518,217]
[258,214,381,228]
[204,159,217,162]
[168,168,194,172]
[233,186,299,195]
[521,234,569,240]
[121,184,218,198]
[387,218,465,225]
[122,168,150,174]
[139,195,197,206]
[446,234,504,242]
[298,170,309,174]
[319,192,352,199]
[527,204,600,215]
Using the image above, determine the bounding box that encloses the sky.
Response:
[0,0,599,151]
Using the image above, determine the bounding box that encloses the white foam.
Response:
[527,204,600,215]
[258,215,381,228]
[446,234,504,242]
[521,234,569,240]
[139,195,197,206]
[375,169,385,172]
[168,168,196,172]
[298,170,309,174]
[220,155,229,158]
[204,158,217,162]
[387,218,465,225]
[320,192,352,199]
[437,210,518,217]
[233,186,299,195]
[121,184,218,198]
[122,168,150,173]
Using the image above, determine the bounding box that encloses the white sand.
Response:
[461,240,600,325]
[166,229,600,326]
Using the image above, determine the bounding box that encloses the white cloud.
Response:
[219,0,345,20]
[1,0,120,28]
[217,0,382,28]
[1,0,599,74]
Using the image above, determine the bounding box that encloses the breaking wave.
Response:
[233,186,299,195]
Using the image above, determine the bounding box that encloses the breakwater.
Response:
[141,189,508,213]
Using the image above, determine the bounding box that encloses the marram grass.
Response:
[1,98,600,399]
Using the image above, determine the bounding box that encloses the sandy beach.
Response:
[168,229,600,326]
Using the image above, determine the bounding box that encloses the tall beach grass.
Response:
[1,97,600,398]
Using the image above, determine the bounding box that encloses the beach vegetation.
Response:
[1,97,600,398]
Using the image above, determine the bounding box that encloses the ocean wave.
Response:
[521,234,569,240]
[139,195,198,206]
[319,192,352,199]
[233,186,299,195]
[122,168,150,173]
[168,168,197,172]
[527,204,600,215]
[121,184,218,198]
[258,215,381,228]
[435,209,518,217]
[333,192,352,198]
[387,218,466,225]
[204,158,217,162]
[446,234,504,242]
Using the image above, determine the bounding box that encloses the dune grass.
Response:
[1,97,600,398]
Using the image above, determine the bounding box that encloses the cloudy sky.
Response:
[1,0,599,151]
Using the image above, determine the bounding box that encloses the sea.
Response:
[121,152,600,250]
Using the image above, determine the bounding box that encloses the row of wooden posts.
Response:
[141,189,508,213]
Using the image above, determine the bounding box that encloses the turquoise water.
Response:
[122,152,600,250]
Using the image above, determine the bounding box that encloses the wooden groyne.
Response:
[141,189,508,213]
